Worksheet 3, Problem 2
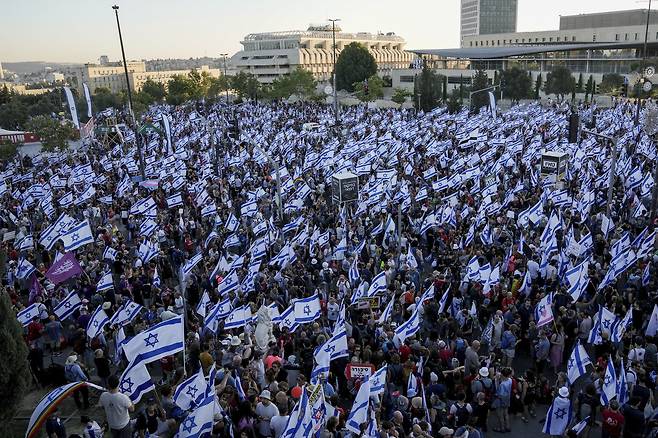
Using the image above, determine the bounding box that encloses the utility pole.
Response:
[329,18,341,126]
[636,0,653,124]
[220,53,229,103]
[112,5,145,179]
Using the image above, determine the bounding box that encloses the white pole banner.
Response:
[488,91,497,121]
[83,83,93,118]
[63,87,80,129]
[161,114,172,154]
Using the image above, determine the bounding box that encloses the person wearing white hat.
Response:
[255,389,279,437]
[64,354,89,409]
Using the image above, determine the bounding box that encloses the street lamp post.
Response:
[636,0,653,124]
[329,18,341,126]
[112,5,145,179]
[220,53,229,103]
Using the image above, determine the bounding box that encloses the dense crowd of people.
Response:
[7,97,658,438]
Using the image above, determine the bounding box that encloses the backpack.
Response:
[453,403,471,427]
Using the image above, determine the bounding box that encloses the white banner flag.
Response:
[63,86,80,129]
[83,83,93,118]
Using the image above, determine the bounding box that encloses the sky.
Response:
[0,0,647,63]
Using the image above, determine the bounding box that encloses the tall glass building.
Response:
[461,0,518,45]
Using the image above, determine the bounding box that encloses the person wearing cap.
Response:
[255,389,279,437]
[470,367,493,403]
[439,426,455,437]
[64,354,90,410]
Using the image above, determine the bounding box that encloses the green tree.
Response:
[413,65,442,112]
[335,42,377,92]
[26,115,77,152]
[0,85,10,105]
[0,292,30,434]
[231,72,261,100]
[93,87,123,112]
[576,73,584,92]
[391,87,412,105]
[470,70,489,112]
[166,74,192,105]
[598,73,625,95]
[447,89,462,114]
[442,76,448,101]
[353,75,384,102]
[500,67,532,104]
[534,74,543,99]
[544,66,576,101]
[141,79,166,101]
[0,141,20,161]
[208,75,232,98]
[0,99,29,130]
[267,68,317,100]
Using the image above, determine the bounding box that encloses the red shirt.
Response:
[602,408,624,438]
[399,344,411,363]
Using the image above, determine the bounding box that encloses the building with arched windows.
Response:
[231,24,414,83]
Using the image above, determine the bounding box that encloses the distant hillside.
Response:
[3,61,82,75]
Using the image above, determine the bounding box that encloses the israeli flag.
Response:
[534,293,554,328]
[567,340,591,384]
[565,261,588,302]
[281,386,310,438]
[16,257,37,279]
[86,307,109,339]
[346,377,371,434]
[59,220,94,252]
[643,263,651,286]
[109,300,143,327]
[16,302,45,326]
[123,315,184,365]
[542,394,572,436]
[119,361,154,404]
[225,213,239,232]
[294,295,322,324]
[130,196,156,215]
[438,288,450,314]
[152,266,161,289]
[366,271,387,297]
[217,270,240,296]
[394,308,421,345]
[103,246,117,261]
[96,271,113,292]
[16,234,34,251]
[234,372,248,401]
[139,219,158,237]
[407,371,419,397]
[204,297,232,333]
[349,257,360,286]
[166,193,183,208]
[58,192,74,207]
[378,298,394,325]
[224,305,252,330]
[176,394,215,438]
[182,252,203,278]
[519,270,533,296]
[196,291,211,318]
[600,358,618,406]
[53,290,81,321]
[370,365,388,396]
[617,358,629,406]
[571,417,590,436]
[174,366,207,410]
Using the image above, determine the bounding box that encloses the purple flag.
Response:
[28,274,45,304]
[46,252,82,285]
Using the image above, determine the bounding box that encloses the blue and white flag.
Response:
[177,394,215,438]
[567,340,591,384]
[217,270,239,296]
[407,371,419,397]
[565,261,588,302]
[534,293,554,328]
[369,365,388,396]
[365,271,387,297]
[349,257,360,285]
[119,361,154,404]
[15,258,37,279]
[109,300,143,327]
[15,234,34,251]
[542,394,572,436]
[438,288,450,314]
[96,271,113,292]
[196,291,211,318]
[166,193,183,208]
[394,308,421,345]
[182,252,203,278]
[378,298,394,325]
[643,263,651,286]
[16,302,45,326]
[103,246,117,261]
[224,305,252,330]
[281,386,310,438]
[86,307,109,339]
[234,372,247,401]
[59,220,94,252]
[600,358,617,405]
[173,366,207,410]
[571,417,590,436]
[294,295,321,324]
[647,304,658,337]
[139,219,158,237]
[122,315,184,364]
[225,213,239,233]
[205,298,233,333]
[52,290,81,321]
[152,267,161,289]
[346,376,371,434]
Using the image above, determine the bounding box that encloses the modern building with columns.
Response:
[230,24,414,83]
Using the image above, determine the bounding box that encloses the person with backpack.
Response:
[470,367,494,404]
[449,393,473,428]
[64,354,89,410]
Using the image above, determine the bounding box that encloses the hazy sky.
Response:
[0,0,646,63]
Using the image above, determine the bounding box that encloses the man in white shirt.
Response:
[99,375,134,438]
[255,390,279,437]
